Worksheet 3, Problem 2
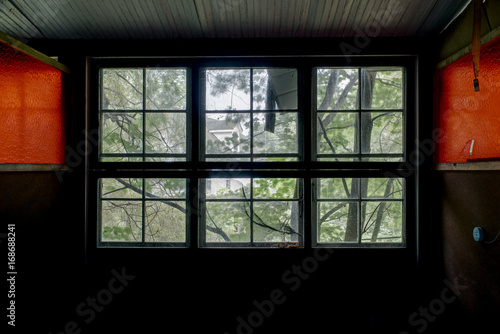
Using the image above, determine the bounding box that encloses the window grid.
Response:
[91,58,412,250]
[201,178,303,247]
[99,68,189,162]
[98,178,189,247]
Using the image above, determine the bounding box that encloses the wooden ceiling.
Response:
[0,0,470,41]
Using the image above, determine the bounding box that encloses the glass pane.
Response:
[102,69,143,110]
[205,178,251,199]
[206,202,251,242]
[318,202,357,243]
[101,178,143,198]
[317,68,358,110]
[206,69,250,110]
[101,200,142,242]
[253,113,297,154]
[317,112,357,155]
[206,113,250,155]
[253,201,298,242]
[361,202,403,243]
[146,178,186,199]
[145,201,186,242]
[253,69,297,110]
[146,69,186,110]
[362,112,403,154]
[253,178,297,199]
[361,178,403,199]
[145,113,186,154]
[102,113,143,154]
[318,178,357,199]
[361,69,403,110]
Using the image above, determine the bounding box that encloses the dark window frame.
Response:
[87,55,417,252]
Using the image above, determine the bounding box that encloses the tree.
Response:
[99,66,403,244]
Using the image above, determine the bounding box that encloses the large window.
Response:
[89,57,414,249]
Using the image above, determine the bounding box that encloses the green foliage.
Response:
[99,66,405,245]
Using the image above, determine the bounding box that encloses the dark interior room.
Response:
[1,0,500,333]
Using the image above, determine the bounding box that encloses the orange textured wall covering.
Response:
[435,36,500,163]
[0,41,65,164]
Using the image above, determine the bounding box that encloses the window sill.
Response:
[434,160,500,171]
[0,163,68,172]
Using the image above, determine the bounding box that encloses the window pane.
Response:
[101,178,142,198]
[317,112,357,155]
[206,202,251,242]
[317,201,356,243]
[101,200,142,242]
[206,113,250,155]
[361,69,403,110]
[146,69,186,110]
[145,113,186,154]
[253,178,297,199]
[318,178,357,199]
[361,178,403,199]
[361,202,403,243]
[145,201,186,242]
[253,201,298,242]
[362,112,403,154]
[317,68,358,110]
[206,178,250,199]
[206,69,251,110]
[145,178,186,199]
[102,112,143,154]
[253,69,297,110]
[253,113,297,154]
[102,69,143,110]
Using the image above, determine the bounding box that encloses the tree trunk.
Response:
[370,178,394,242]
[344,70,377,241]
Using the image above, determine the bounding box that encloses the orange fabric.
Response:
[0,41,65,164]
[435,36,500,163]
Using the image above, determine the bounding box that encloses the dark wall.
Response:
[1,37,445,334]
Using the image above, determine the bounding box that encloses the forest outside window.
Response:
[92,59,410,248]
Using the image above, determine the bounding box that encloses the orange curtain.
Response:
[0,40,65,164]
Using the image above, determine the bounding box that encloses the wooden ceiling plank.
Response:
[400,0,438,36]
[130,0,159,39]
[329,0,346,36]
[194,0,214,38]
[360,0,383,37]
[105,0,138,39]
[63,0,99,39]
[296,0,311,38]
[315,0,332,38]
[337,0,355,37]
[0,4,41,39]
[179,0,204,38]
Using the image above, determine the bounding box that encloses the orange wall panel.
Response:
[0,41,65,164]
[435,36,500,163]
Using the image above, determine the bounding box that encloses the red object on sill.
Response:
[0,40,65,164]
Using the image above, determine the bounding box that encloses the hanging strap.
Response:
[472,0,481,91]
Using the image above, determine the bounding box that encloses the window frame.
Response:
[87,55,417,251]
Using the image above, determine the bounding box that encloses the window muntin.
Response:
[93,60,411,249]
[100,68,188,162]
